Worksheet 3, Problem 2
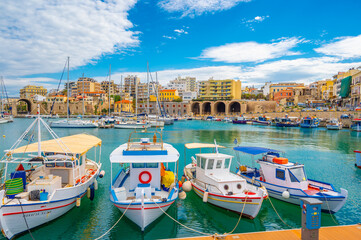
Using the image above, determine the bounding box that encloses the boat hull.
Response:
[252,121,270,125]
[351,124,361,132]
[326,125,342,130]
[232,120,247,124]
[276,123,299,127]
[239,173,347,214]
[191,183,263,219]
[114,123,150,129]
[50,121,97,128]
[113,200,174,231]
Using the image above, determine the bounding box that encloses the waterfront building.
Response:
[351,71,361,106]
[333,69,360,105]
[269,83,303,100]
[198,78,242,101]
[114,100,133,113]
[320,79,334,101]
[46,95,67,103]
[149,89,181,102]
[64,81,77,97]
[167,76,197,91]
[124,75,140,97]
[273,88,293,104]
[261,81,272,97]
[20,85,47,99]
[138,102,188,115]
[77,77,101,95]
[101,80,119,96]
[182,91,198,102]
[137,82,149,102]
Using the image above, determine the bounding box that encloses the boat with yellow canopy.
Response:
[0,108,104,239]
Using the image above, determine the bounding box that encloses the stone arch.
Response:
[191,102,200,115]
[229,101,241,114]
[202,102,212,114]
[17,99,32,114]
[214,101,226,115]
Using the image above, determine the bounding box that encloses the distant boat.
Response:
[109,130,180,231]
[351,118,361,132]
[355,150,361,169]
[326,118,342,130]
[275,116,299,127]
[114,120,150,129]
[252,116,271,125]
[300,117,319,128]
[235,146,348,214]
[232,116,248,124]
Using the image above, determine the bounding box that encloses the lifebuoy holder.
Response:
[139,171,152,184]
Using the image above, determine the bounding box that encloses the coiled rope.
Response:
[94,201,133,240]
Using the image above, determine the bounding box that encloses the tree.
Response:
[173,97,182,102]
[101,108,108,114]
[111,95,121,102]
[94,105,98,115]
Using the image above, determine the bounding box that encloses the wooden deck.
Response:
[170,224,361,240]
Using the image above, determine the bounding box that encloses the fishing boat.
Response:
[326,118,342,130]
[355,150,361,169]
[350,118,361,132]
[252,116,271,125]
[275,116,299,127]
[182,143,268,219]
[234,146,348,213]
[223,117,233,123]
[109,130,180,231]
[114,119,150,129]
[232,116,248,124]
[0,107,103,239]
[300,116,319,128]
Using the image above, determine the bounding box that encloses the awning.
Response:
[185,143,226,149]
[8,134,101,155]
[233,146,281,155]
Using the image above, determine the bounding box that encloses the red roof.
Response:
[161,89,176,92]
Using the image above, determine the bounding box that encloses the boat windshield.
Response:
[289,167,307,182]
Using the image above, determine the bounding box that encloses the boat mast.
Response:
[0,76,4,115]
[128,77,131,114]
[82,73,85,116]
[147,62,150,118]
[66,56,70,121]
[135,76,138,121]
[108,64,111,117]
[37,104,41,157]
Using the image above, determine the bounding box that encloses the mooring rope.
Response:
[93,201,133,240]
[267,196,295,229]
[320,191,338,225]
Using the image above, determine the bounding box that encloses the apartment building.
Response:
[269,83,304,100]
[20,85,47,99]
[77,77,101,95]
[198,79,242,101]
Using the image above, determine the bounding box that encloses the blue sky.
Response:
[1,0,361,95]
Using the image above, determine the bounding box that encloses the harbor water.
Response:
[0,119,360,239]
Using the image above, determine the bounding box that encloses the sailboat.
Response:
[0,105,104,239]
[50,57,97,128]
[0,77,13,124]
[109,130,180,230]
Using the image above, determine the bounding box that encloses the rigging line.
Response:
[93,200,133,240]
[49,58,68,117]
[17,198,35,240]
[225,190,250,235]
[267,195,295,229]
[320,191,338,225]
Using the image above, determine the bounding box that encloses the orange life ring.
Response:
[139,171,152,184]
[81,176,87,183]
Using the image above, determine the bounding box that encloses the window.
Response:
[289,167,306,182]
[145,163,158,168]
[276,169,285,180]
[197,156,201,166]
[224,158,230,169]
[201,158,206,169]
[207,159,214,169]
[132,163,145,168]
[216,160,222,169]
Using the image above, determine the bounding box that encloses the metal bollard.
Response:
[300,198,322,240]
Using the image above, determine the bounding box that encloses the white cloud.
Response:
[241,15,269,31]
[0,0,138,77]
[315,35,361,59]
[163,35,176,40]
[174,29,188,34]
[199,37,303,63]
[158,0,250,18]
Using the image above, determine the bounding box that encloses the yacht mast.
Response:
[66,57,70,121]
[135,77,138,121]
[108,64,111,117]
[37,104,41,157]
[82,73,85,116]
[0,77,4,114]
[147,62,150,118]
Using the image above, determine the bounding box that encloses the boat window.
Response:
[132,163,145,168]
[65,162,73,168]
[207,159,214,169]
[216,160,222,169]
[197,156,201,167]
[276,169,285,180]
[224,159,230,169]
[56,161,65,167]
[289,167,306,182]
[145,163,158,168]
[201,158,206,169]
[45,162,55,168]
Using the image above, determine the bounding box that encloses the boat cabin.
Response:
[257,152,308,190]
[195,153,247,195]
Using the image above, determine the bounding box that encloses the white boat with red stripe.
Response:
[110,130,180,231]
[182,143,268,219]
[0,107,103,239]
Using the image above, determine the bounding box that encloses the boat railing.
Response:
[127,130,164,150]
[194,178,223,194]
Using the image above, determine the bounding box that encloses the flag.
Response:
[214,139,218,154]
[24,132,35,143]
[234,138,238,145]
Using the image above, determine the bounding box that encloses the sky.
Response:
[1,0,361,96]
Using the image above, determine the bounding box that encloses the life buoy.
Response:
[139,171,152,184]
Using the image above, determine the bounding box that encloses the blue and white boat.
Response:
[234,146,348,214]
[109,130,180,231]
[252,116,271,125]
[300,117,320,128]
[275,116,299,127]
[351,118,361,132]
